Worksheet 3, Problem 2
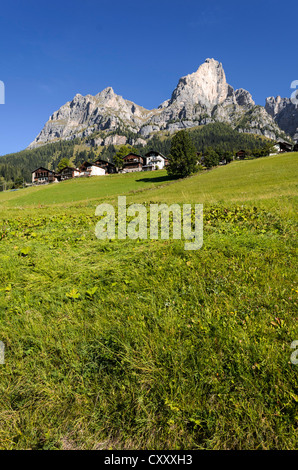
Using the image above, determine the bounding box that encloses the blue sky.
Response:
[0,0,297,155]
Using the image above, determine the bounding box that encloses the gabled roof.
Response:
[58,166,79,173]
[276,139,292,145]
[123,153,143,158]
[31,166,55,174]
[94,159,115,166]
[145,150,166,158]
[79,161,93,169]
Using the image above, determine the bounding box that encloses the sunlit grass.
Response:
[0,153,297,449]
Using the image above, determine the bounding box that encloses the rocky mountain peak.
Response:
[28,58,290,149]
[266,96,298,141]
[169,58,228,109]
[235,88,255,107]
[265,95,289,116]
[96,86,116,100]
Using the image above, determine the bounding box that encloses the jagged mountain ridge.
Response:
[28,58,288,149]
[265,96,298,141]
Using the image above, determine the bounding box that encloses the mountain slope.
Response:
[1,122,274,185]
[1,151,297,208]
[265,96,298,141]
[29,87,154,148]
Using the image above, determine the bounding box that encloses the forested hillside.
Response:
[0,123,274,188]
[0,140,80,188]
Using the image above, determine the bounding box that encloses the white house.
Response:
[273,140,293,153]
[79,161,106,177]
[144,151,167,170]
[86,164,106,176]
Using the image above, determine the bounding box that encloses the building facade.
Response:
[79,161,106,176]
[58,166,81,180]
[144,151,167,170]
[94,159,116,174]
[32,167,59,184]
[122,153,146,172]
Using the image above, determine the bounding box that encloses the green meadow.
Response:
[0,153,297,449]
[0,169,171,208]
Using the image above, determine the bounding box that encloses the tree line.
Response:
[0,122,276,189]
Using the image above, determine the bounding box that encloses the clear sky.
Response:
[0,0,297,155]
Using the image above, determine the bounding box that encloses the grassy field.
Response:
[0,153,297,449]
[0,169,170,208]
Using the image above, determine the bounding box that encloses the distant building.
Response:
[144,151,167,170]
[79,161,105,176]
[93,158,116,174]
[58,166,81,180]
[122,153,146,173]
[293,143,298,152]
[31,167,59,184]
[197,152,204,164]
[235,150,247,160]
[274,140,293,153]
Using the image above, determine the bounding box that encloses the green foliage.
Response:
[167,130,198,177]
[65,288,81,300]
[113,145,138,170]
[99,144,117,164]
[0,123,279,188]
[19,246,31,257]
[252,142,276,158]
[188,123,272,154]
[203,147,220,168]
[12,177,24,189]
[135,123,276,168]
[74,149,88,167]
[135,134,172,157]
[85,286,98,300]
[223,150,233,163]
[0,139,80,186]
[57,158,70,172]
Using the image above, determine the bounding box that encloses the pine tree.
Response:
[203,147,220,168]
[57,157,70,172]
[166,130,198,177]
[113,145,138,170]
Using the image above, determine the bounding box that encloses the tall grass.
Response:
[0,154,297,449]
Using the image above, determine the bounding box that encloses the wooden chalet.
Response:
[79,161,105,177]
[274,140,293,153]
[122,153,146,172]
[293,143,298,152]
[93,158,116,174]
[235,150,247,160]
[31,167,58,184]
[58,166,80,180]
[79,161,93,172]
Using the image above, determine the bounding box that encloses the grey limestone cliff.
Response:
[265,96,298,141]
[28,59,288,149]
